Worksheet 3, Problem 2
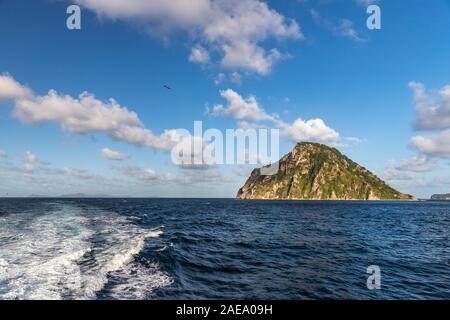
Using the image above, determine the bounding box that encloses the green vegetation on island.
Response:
[237,142,415,201]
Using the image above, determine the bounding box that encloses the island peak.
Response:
[237,142,415,201]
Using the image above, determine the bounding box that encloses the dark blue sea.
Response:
[0,198,449,300]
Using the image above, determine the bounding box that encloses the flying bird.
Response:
[163,85,172,90]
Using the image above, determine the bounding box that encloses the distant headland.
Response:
[430,194,450,201]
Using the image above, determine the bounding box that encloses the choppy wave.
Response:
[0,203,171,300]
[2,198,450,300]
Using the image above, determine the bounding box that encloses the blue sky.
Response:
[1,0,450,198]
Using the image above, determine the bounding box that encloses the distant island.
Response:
[430,194,450,200]
[27,193,111,198]
[237,142,415,201]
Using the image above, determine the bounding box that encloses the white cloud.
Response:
[115,165,215,184]
[383,168,415,184]
[171,135,216,169]
[189,45,210,64]
[310,9,365,42]
[7,74,181,151]
[409,81,450,130]
[237,120,265,130]
[214,72,243,86]
[20,151,47,172]
[0,149,5,158]
[409,81,450,157]
[411,130,450,158]
[395,156,437,172]
[239,148,268,165]
[355,0,380,7]
[221,44,286,75]
[14,90,141,133]
[115,151,228,184]
[211,89,275,121]
[230,72,242,85]
[211,89,340,143]
[117,165,160,181]
[0,73,32,101]
[24,151,39,164]
[280,118,340,143]
[76,0,210,24]
[101,147,130,160]
[338,19,365,42]
[382,159,417,186]
[233,166,254,177]
[381,156,437,190]
[333,136,367,148]
[58,167,102,180]
[214,73,226,85]
[110,127,180,150]
[74,0,301,75]
[1,150,126,194]
[182,169,231,184]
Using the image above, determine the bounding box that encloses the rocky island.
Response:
[430,194,450,200]
[237,142,415,201]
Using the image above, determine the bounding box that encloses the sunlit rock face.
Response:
[237,142,415,201]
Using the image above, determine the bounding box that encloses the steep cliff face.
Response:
[237,142,415,200]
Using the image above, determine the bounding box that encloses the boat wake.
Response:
[0,203,171,300]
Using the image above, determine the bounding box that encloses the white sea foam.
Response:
[78,227,168,298]
[106,261,173,300]
[0,204,171,300]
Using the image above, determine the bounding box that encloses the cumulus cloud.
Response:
[14,90,142,133]
[5,154,106,181]
[411,130,450,158]
[6,74,181,151]
[114,165,192,184]
[171,135,217,170]
[75,0,210,23]
[117,165,161,181]
[0,149,6,158]
[211,89,276,121]
[114,164,233,185]
[22,151,47,172]
[409,81,450,130]
[213,72,242,86]
[4,74,222,171]
[0,73,32,101]
[395,156,437,172]
[74,0,301,75]
[221,44,286,75]
[280,118,340,143]
[211,89,340,143]
[189,45,210,64]
[409,82,450,157]
[101,147,130,160]
[383,168,415,185]
[383,154,439,192]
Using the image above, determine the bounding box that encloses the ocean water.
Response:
[0,198,449,300]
